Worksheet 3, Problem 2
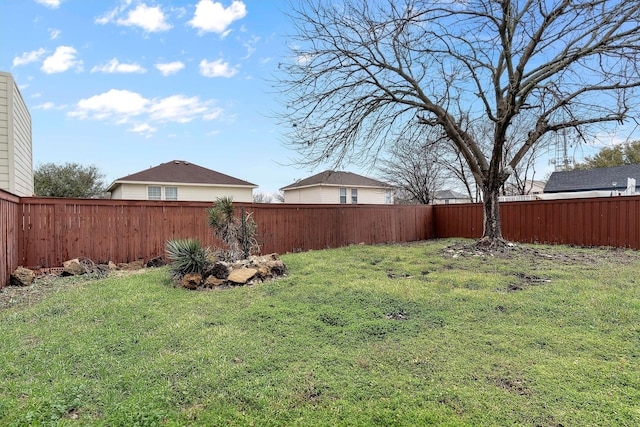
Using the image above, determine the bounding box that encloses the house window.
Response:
[148,186,161,200]
[339,188,347,204]
[351,188,358,204]
[385,189,392,204]
[165,186,178,201]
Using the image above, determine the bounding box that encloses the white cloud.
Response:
[242,35,260,59]
[117,3,172,32]
[41,46,83,73]
[129,123,157,137]
[35,0,61,8]
[49,28,61,39]
[155,61,185,76]
[34,101,65,110]
[188,0,246,34]
[199,59,238,78]
[296,53,313,66]
[149,95,209,123]
[203,107,223,121]
[13,48,46,67]
[95,1,131,25]
[91,58,147,74]
[69,89,224,129]
[69,89,149,120]
[34,102,56,110]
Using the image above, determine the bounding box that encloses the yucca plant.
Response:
[207,197,259,261]
[165,239,210,280]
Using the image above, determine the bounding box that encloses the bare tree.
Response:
[274,191,286,203]
[253,192,286,203]
[253,192,275,203]
[279,0,640,247]
[378,132,447,204]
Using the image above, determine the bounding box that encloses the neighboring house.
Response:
[542,165,640,199]
[499,180,547,202]
[0,71,33,197]
[280,170,393,204]
[432,190,473,205]
[525,180,546,195]
[107,160,257,202]
[503,179,546,195]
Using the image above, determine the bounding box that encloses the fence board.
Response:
[0,190,20,289]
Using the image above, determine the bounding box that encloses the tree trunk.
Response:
[477,184,505,247]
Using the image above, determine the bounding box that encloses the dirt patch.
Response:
[506,272,552,292]
[0,268,147,310]
[442,240,640,265]
[385,311,409,320]
[493,376,531,396]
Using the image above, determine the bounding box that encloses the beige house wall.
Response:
[111,182,254,202]
[284,185,391,204]
[0,72,33,197]
[284,186,327,203]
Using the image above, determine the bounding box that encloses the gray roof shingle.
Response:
[108,160,256,190]
[434,190,470,200]
[280,170,390,190]
[544,164,640,193]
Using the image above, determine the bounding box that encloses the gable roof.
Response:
[280,170,390,190]
[107,160,256,191]
[434,190,470,200]
[544,164,640,193]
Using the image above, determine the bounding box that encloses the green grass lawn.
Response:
[1,239,639,426]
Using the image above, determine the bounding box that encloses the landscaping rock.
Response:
[10,267,35,286]
[204,276,226,288]
[117,260,144,270]
[63,258,86,276]
[145,256,165,268]
[176,253,286,291]
[266,260,287,276]
[181,273,202,290]
[228,268,257,284]
[207,261,230,279]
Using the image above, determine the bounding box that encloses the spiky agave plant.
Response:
[165,238,210,280]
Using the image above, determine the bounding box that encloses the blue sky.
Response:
[1,0,326,195]
[1,0,636,196]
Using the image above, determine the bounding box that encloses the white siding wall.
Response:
[284,187,325,203]
[284,185,390,204]
[0,75,9,193]
[112,183,254,202]
[357,188,388,204]
[109,185,125,199]
[0,72,33,197]
[178,185,253,202]
[10,77,33,196]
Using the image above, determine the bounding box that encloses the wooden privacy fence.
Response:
[12,197,433,274]
[434,195,640,248]
[1,190,21,289]
[3,194,640,289]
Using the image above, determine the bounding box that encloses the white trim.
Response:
[282,183,390,191]
[108,180,257,192]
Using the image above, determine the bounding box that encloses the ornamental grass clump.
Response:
[165,239,210,280]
